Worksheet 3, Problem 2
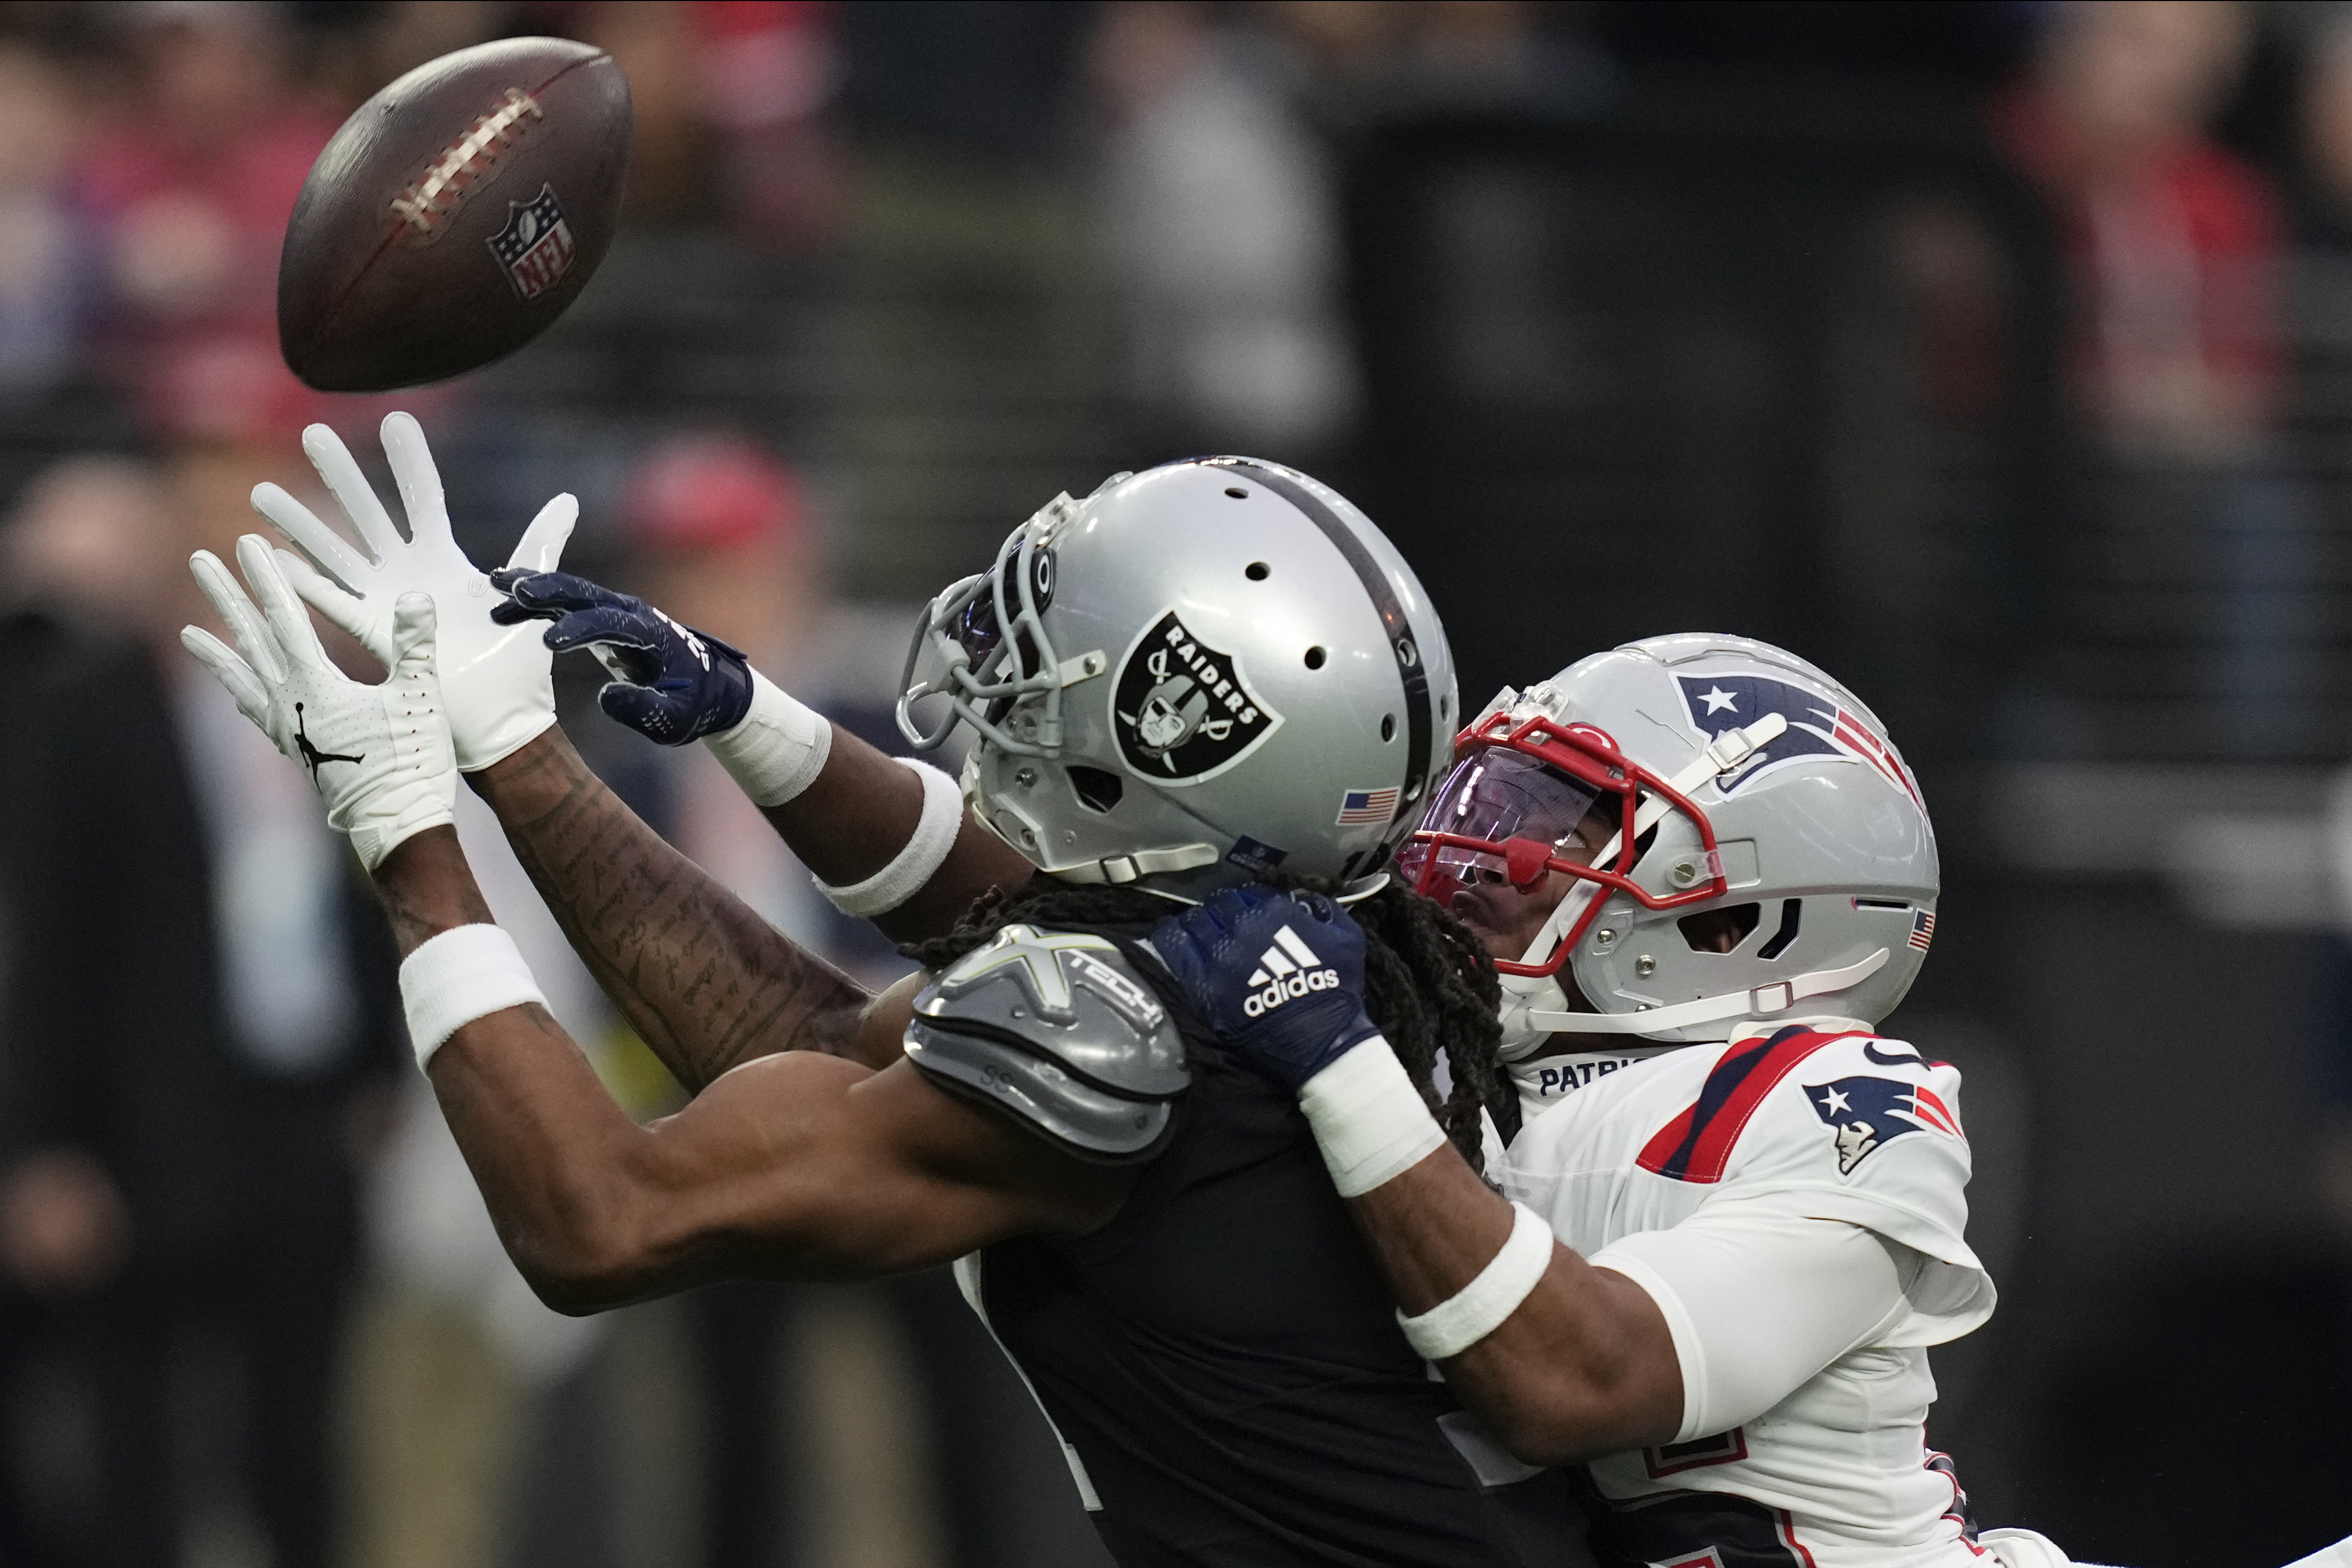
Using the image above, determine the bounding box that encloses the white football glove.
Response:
[252,412,577,772]
[182,535,459,872]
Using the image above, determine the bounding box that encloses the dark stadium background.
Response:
[0,3,2347,1566]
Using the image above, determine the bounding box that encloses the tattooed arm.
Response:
[373,826,1130,1310]
[752,722,1034,946]
[480,567,1032,946]
[466,727,898,1088]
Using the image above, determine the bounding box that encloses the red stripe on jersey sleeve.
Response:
[1636,1028,1854,1184]
[1635,1104,1700,1178]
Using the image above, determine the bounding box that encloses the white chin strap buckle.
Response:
[1700,711,1785,775]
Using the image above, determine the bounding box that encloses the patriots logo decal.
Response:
[1805,1075,1963,1176]
[1676,674,1920,806]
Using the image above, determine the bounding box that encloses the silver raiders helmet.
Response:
[898,458,1459,901]
[1397,633,1939,1050]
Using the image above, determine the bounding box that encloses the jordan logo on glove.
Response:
[1243,925,1342,1019]
[294,702,365,778]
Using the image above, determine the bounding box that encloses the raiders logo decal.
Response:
[1112,611,1280,783]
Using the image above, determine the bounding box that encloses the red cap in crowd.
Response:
[622,433,807,553]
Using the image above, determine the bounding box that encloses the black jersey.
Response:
[959,933,1593,1568]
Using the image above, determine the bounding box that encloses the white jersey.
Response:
[1501,1023,1998,1568]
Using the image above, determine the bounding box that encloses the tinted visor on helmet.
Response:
[899,494,1076,755]
[955,593,1002,666]
[1404,709,1734,977]
[1396,748,1599,888]
[953,543,1053,671]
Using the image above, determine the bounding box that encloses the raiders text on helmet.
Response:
[897,459,1458,900]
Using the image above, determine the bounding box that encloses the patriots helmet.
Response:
[898,459,1457,900]
[1398,634,1938,1050]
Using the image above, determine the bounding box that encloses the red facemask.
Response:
[1398,709,1731,977]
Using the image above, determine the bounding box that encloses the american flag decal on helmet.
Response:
[1909,910,1935,951]
[1335,788,1399,825]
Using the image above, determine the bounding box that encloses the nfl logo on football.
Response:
[487,183,577,301]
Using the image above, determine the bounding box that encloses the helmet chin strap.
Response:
[1526,946,1891,1036]
[1496,712,1788,1057]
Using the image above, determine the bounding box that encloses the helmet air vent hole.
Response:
[1246,561,1269,581]
[1755,899,1803,960]
[1381,714,1396,742]
[1304,646,1327,670]
[1067,765,1124,813]
[1678,902,1761,954]
[1225,487,1249,499]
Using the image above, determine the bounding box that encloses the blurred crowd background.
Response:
[1,2,2349,1566]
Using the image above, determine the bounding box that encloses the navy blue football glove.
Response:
[1151,886,1381,1091]
[490,568,755,746]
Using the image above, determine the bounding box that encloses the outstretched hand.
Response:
[252,411,576,773]
[181,535,458,871]
[490,568,756,746]
[1152,886,1382,1091]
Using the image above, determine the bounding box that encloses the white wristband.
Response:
[1397,1201,1555,1361]
[400,924,547,1070]
[1297,1036,1447,1198]
[705,670,834,808]
[814,758,964,918]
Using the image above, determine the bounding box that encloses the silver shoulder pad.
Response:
[904,923,1189,1162]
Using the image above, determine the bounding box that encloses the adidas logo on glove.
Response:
[1243,924,1342,1017]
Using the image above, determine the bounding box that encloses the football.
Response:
[277,37,632,392]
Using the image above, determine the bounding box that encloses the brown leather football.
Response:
[278,37,631,392]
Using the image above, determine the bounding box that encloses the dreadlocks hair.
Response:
[1349,879,1519,1153]
[902,871,1519,1162]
